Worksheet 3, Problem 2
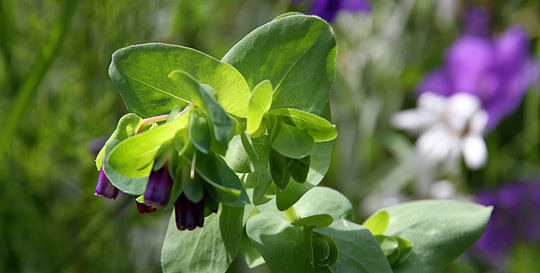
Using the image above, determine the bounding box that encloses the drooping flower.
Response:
[295,0,371,22]
[94,168,119,199]
[471,181,540,267]
[143,166,173,209]
[392,92,488,171]
[136,201,157,214]
[418,26,538,129]
[174,193,205,230]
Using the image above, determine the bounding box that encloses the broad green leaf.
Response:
[188,111,212,154]
[385,200,493,273]
[246,213,315,273]
[363,210,390,236]
[223,135,253,173]
[194,151,249,207]
[287,156,310,183]
[312,232,338,267]
[161,205,244,273]
[269,148,291,191]
[271,122,314,159]
[247,80,273,137]
[95,113,143,170]
[183,173,204,203]
[241,133,274,205]
[168,70,233,152]
[275,141,333,211]
[166,105,183,123]
[110,43,250,118]
[222,14,336,116]
[239,229,265,269]
[107,112,189,178]
[291,214,334,229]
[294,187,393,273]
[375,235,400,265]
[269,108,337,142]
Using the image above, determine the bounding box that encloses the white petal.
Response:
[429,180,456,199]
[445,93,482,133]
[416,125,458,164]
[391,109,438,132]
[462,136,487,169]
[468,110,488,136]
[417,92,447,114]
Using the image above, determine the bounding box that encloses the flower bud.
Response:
[144,166,173,209]
[94,168,119,199]
[174,193,205,231]
[136,201,156,214]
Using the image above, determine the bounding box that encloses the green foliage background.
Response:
[0,0,538,272]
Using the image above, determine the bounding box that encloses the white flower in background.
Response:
[392,92,488,171]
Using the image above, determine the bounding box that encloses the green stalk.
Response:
[284,206,299,222]
[0,0,81,156]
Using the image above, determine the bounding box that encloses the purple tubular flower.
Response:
[418,26,538,129]
[136,201,156,214]
[309,0,371,22]
[94,168,119,199]
[472,181,540,267]
[174,194,205,231]
[143,167,173,209]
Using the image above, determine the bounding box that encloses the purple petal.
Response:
[94,168,119,199]
[494,26,530,76]
[136,201,156,214]
[463,6,491,38]
[174,194,205,231]
[417,69,452,97]
[310,0,340,22]
[340,0,371,12]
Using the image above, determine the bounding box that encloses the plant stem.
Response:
[137,103,193,133]
[284,206,299,222]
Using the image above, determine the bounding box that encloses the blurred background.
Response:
[0,0,539,272]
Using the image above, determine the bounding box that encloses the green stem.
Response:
[0,0,81,156]
[284,206,299,222]
[137,103,193,133]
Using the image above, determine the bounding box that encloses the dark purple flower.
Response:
[418,26,538,129]
[463,6,491,38]
[308,0,371,22]
[136,201,156,214]
[472,181,540,267]
[143,166,173,209]
[94,168,119,199]
[174,194,205,231]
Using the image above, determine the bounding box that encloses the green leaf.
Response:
[394,237,413,266]
[183,172,205,204]
[240,133,274,205]
[247,80,273,137]
[246,213,315,273]
[222,14,336,116]
[107,112,189,178]
[95,113,143,170]
[161,205,244,273]
[385,200,492,273]
[287,156,310,183]
[294,187,393,273]
[269,108,337,142]
[239,229,265,269]
[291,214,334,228]
[312,232,338,267]
[188,111,212,154]
[375,235,400,265]
[194,151,249,207]
[110,43,250,118]
[269,148,291,191]
[363,210,390,236]
[168,70,233,152]
[166,105,183,123]
[271,121,314,159]
[275,141,333,211]
[223,135,253,173]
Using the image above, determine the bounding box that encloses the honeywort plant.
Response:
[94,13,492,273]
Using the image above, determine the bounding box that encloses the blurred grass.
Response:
[0,0,539,272]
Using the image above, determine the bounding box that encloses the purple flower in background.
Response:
[299,0,371,22]
[94,168,119,199]
[418,26,538,129]
[143,166,173,209]
[472,181,540,267]
[463,6,491,37]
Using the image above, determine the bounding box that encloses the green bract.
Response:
[94,13,492,273]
